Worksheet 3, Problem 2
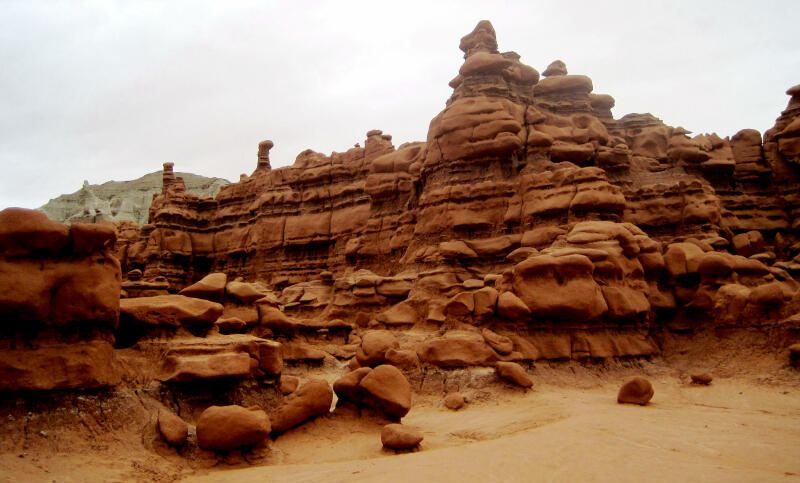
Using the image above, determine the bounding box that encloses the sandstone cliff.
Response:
[39,170,229,225]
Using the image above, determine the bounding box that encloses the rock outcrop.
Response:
[0,208,121,391]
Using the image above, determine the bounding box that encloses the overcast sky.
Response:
[1,0,798,209]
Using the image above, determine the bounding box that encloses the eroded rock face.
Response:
[6,22,800,403]
[0,208,121,391]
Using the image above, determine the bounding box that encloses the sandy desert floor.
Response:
[2,367,799,483]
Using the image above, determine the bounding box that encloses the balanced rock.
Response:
[333,367,373,404]
[617,377,654,405]
[496,361,533,388]
[270,379,333,433]
[157,409,188,446]
[381,424,423,450]
[196,405,270,452]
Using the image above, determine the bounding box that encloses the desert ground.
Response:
[2,361,798,483]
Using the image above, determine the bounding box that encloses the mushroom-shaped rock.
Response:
[179,273,227,302]
[690,372,713,385]
[542,59,567,77]
[257,140,274,170]
[496,361,533,388]
[381,424,423,450]
[444,393,466,410]
[359,364,412,419]
[512,254,607,322]
[157,409,188,446]
[270,379,333,433]
[70,222,117,255]
[459,20,498,58]
[196,405,270,452]
[617,377,654,405]
[0,207,71,256]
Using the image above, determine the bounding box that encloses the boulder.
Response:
[732,231,765,257]
[482,328,514,355]
[158,409,188,446]
[445,292,475,316]
[473,287,499,318]
[120,295,223,326]
[356,331,399,367]
[215,316,246,333]
[179,272,227,302]
[417,332,498,367]
[270,379,333,433]
[496,292,531,320]
[359,364,412,419]
[226,281,268,304]
[617,377,654,405]
[512,254,608,322]
[196,405,270,451]
[385,348,422,371]
[690,372,713,385]
[333,367,372,404]
[495,361,533,388]
[376,301,418,326]
[381,424,423,450]
[444,393,466,410]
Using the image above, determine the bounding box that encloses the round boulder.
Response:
[196,405,270,452]
[617,377,654,405]
[381,424,423,450]
[359,364,412,419]
[444,393,466,410]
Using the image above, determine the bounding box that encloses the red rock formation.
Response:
[0,208,121,391]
